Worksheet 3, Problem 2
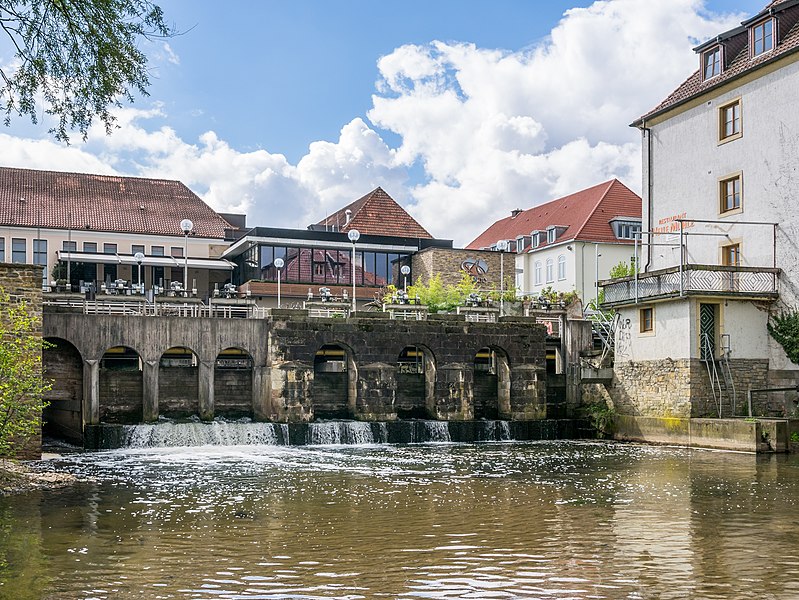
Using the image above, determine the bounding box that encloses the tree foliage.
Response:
[0,288,51,457]
[0,0,172,141]
[768,310,799,365]
[608,258,638,279]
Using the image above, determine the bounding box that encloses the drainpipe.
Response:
[642,123,653,272]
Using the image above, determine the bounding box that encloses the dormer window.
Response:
[531,231,541,248]
[610,217,642,240]
[703,46,722,80]
[752,19,774,56]
[547,227,557,244]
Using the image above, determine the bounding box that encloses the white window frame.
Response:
[545,258,554,283]
[557,255,566,281]
[534,261,542,285]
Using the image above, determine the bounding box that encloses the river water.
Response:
[2,441,799,599]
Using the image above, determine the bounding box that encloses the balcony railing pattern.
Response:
[602,264,780,306]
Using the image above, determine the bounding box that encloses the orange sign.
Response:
[652,212,694,234]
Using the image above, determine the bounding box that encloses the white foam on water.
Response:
[122,421,287,448]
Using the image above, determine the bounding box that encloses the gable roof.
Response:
[315,187,433,239]
[0,166,233,238]
[466,179,642,250]
[633,0,799,125]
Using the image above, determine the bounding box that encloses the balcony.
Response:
[601,264,780,307]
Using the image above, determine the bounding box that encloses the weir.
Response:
[85,419,577,449]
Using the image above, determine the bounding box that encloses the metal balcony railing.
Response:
[601,264,780,307]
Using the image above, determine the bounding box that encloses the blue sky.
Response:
[0,0,770,245]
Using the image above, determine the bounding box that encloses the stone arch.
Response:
[43,337,84,444]
[158,346,200,418]
[313,342,357,419]
[99,345,143,423]
[214,347,254,419]
[473,346,511,420]
[396,345,436,419]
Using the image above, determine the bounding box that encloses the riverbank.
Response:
[0,456,79,495]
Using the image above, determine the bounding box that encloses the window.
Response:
[719,99,741,142]
[640,307,654,333]
[534,261,542,285]
[62,240,77,252]
[104,243,117,254]
[12,238,26,263]
[557,255,566,280]
[752,19,774,56]
[545,258,554,283]
[84,241,97,253]
[547,228,557,244]
[719,174,742,214]
[33,239,47,266]
[151,246,165,256]
[171,246,183,258]
[0,237,4,262]
[132,244,145,255]
[722,243,741,266]
[618,222,642,240]
[531,232,540,248]
[703,46,722,80]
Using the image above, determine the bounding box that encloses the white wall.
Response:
[615,299,692,363]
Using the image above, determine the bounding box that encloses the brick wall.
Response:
[0,262,44,459]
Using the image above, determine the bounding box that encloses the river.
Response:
[2,441,799,599]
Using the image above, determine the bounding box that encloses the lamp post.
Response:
[348,229,360,312]
[496,240,509,316]
[401,264,411,292]
[134,252,144,294]
[274,257,284,308]
[180,219,193,294]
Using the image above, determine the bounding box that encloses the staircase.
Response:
[584,308,617,363]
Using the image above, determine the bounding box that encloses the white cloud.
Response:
[368,0,743,244]
[0,0,746,246]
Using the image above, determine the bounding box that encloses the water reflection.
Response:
[1,442,799,599]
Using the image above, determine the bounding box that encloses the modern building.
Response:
[225,187,453,306]
[0,166,242,297]
[602,0,799,420]
[467,179,642,305]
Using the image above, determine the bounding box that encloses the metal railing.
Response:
[43,298,267,319]
[602,264,780,306]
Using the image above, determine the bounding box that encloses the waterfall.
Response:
[122,421,288,448]
[422,420,451,442]
[306,421,376,445]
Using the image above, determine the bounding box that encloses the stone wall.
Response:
[412,247,505,289]
[600,358,771,419]
[0,262,44,459]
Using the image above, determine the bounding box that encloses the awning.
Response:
[57,251,235,271]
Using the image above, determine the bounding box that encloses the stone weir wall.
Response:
[42,309,549,441]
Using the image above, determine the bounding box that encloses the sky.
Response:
[0,0,770,246]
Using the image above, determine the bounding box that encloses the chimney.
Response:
[344,209,352,226]
[511,208,522,218]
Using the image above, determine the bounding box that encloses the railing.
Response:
[602,264,780,306]
[43,298,267,319]
[535,316,561,337]
[307,306,349,318]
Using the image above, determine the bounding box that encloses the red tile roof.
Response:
[466,179,642,250]
[316,187,432,239]
[634,0,799,124]
[0,166,232,238]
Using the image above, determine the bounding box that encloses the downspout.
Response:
[643,122,653,272]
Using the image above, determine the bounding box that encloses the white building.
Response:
[467,179,642,307]
[603,0,799,420]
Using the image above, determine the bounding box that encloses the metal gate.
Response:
[699,303,716,361]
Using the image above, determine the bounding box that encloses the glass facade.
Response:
[252,244,412,288]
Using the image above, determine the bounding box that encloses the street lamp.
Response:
[496,240,509,316]
[401,264,411,292]
[348,229,360,312]
[134,252,145,294]
[274,257,284,308]
[180,218,193,295]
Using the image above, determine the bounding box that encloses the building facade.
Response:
[0,167,240,297]
[468,179,642,306]
[604,0,799,419]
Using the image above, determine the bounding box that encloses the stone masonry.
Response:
[0,262,44,459]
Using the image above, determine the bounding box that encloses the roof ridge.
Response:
[0,165,184,186]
